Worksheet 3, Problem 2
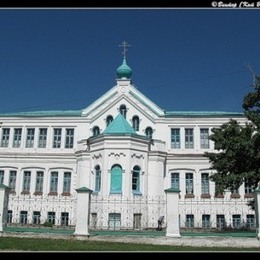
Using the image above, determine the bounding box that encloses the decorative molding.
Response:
[92,153,102,159]
[131,153,145,159]
[108,152,126,157]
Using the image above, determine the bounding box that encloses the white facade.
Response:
[0,58,255,231]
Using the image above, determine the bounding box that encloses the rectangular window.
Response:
[61,212,69,226]
[35,171,44,193]
[13,128,22,148]
[38,128,47,148]
[26,128,35,148]
[0,170,4,185]
[33,211,41,225]
[7,210,12,224]
[185,214,194,228]
[1,128,10,147]
[50,171,58,193]
[232,214,241,229]
[20,211,28,224]
[200,128,209,149]
[245,179,254,194]
[246,214,255,229]
[132,167,140,192]
[53,128,62,148]
[65,129,74,148]
[63,172,71,193]
[91,213,97,228]
[185,128,194,148]
[22,171,31,193]
[201,173,210,194]
[171,128,180,149]
[171,172,180,190]
[108,213,121,230]
[133,213,142,229]
[47,212,56,225]
[9,170,17,192]
[185,173,194,195]
[95,167,101,192]
[202,214,211,229]
[216,214,225,229]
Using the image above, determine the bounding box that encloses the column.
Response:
[164,187,181,237]
[0,184,11,233]
[254,187,260,239]
[73,186,93,237]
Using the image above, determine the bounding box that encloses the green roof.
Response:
[164,111,244,117]
[75,186,93,193]
[102,113,136,135]
[0,110,82,117]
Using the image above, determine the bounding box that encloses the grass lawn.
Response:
[0,237,259,252]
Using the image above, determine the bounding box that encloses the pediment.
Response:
[81,80,165,122]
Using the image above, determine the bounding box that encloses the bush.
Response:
[42,221,53,228]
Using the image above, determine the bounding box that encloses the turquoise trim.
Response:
[164,111,244,117]
[109,191,123,195]
[82,91,118,117]
[129,90,163,116]
[75,187,93,193]
[0,184,9,189]
[132,191,142,196]
[164,187,181,193]
[0,110,82,117]
[254,187,260,193]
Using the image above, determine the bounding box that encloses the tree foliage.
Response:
[204,75,260,195]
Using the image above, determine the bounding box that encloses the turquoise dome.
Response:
[116,57,132,79]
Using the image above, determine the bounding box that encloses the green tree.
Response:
[204,75,260,197]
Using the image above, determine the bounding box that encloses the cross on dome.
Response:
[119,40,130,58]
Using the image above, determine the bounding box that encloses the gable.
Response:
[81,79,165,122]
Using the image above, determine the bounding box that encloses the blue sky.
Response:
[0,8,259,113]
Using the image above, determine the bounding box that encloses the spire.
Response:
[116,41,132,79]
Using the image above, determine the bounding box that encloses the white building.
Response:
[0,54,255,231]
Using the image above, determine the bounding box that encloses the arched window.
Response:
[93,126,100,136]
[132,116,140,131]
[145,127,153,139]
[132,166,141,193]
[106,115,113,126]
[95,165,101,192]
[119,104,127,118]
[110,164,122,193]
